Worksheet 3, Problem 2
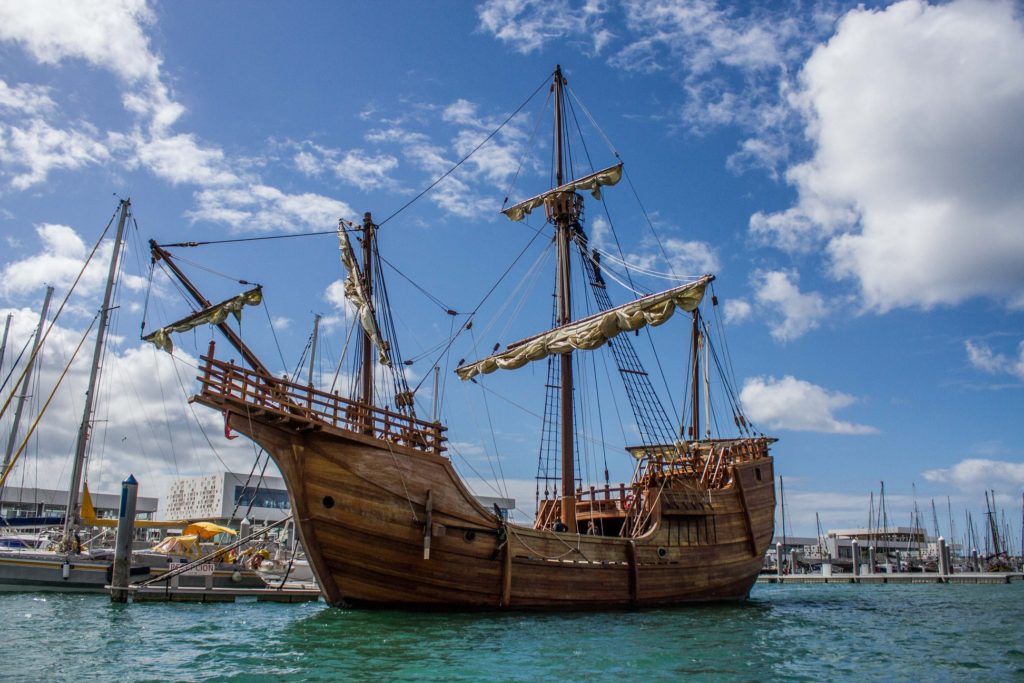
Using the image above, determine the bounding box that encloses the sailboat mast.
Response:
[62,199,130,547]
[360,212,376,409]
[552,65,576,531]
[0,313,12,375]
[2,286,53,480]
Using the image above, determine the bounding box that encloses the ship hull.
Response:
[216,407,775,610]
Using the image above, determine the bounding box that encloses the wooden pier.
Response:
[757,572,1023,585]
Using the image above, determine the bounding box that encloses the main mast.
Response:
[62,198,130,549]
[552,65,576,531]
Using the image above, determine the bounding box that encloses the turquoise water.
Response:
[2,583,1021,681]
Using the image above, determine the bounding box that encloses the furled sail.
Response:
[338,223,392,367]
[456,276,710,380]
[502,163,623,222]
[144,287,263,354]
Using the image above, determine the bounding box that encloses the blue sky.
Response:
[0,0,1022,544]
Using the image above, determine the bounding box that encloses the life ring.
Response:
[624,494,634,510]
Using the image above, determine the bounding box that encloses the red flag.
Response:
[223,410,238,440]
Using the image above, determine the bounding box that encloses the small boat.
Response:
[150,66,777,609]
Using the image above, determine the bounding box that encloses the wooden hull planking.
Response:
[206,399,775,610]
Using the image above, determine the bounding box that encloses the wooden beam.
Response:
[626,539,639,604]
[733,466,759,557]
[501,539,512,608]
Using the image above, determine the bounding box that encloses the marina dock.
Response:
[757,572,1023,585]
[122,582,322,603]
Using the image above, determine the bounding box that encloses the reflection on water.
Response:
[1,583,1021,681]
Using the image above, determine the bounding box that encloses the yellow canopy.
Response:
[152,534,200,557]
[182,522,237,539]
[80,483,190,529]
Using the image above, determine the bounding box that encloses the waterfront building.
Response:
[159,471,516,525]
[0,485,158,529]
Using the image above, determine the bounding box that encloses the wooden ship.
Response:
[148,66,776,609]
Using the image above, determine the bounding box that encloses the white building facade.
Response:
[159,472,291,524]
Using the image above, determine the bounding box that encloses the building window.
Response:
[234,486,291,510]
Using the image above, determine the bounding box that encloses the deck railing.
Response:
[197,352,446,455]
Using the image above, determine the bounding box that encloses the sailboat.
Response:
[0,199,141,591]
[152,66,777,608]
[0,200,265,592]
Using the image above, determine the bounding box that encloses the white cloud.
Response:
[333,150,399,191]
[0,79,55,114]
[661,237,718,276]
[740,375,876,435]
[189,185,354,233]
[2,119,110,190]
[291,141,399,191]
[0,297,260,497]
[923,458,1024,493]
[477,0,610,55]
[0,0,160,83]
[133,132,238,186]
[723,298,751,324]
[0,223,145,300]
[590,213,719,288]
[965,339,1024,381]
[752,269,826,342]
[0,0,352,239]
[755,0,1024,312]
[614,0,789,75]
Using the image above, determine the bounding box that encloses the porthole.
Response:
[322,495,335,509]
[464,530,477,543]
[657,546,668,559]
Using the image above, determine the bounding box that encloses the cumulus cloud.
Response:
[923,458,1024,493]
[754,0,1024,312]
[740,375,876,434]
[965,339,1024,381]
[132,132,238,186]
[723,298,751,324]
[752,269,826,342]
[0,223,147,301]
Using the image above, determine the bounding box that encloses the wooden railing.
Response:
[197,352,446,455]
[634,438,772,489]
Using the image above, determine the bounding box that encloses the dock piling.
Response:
[938,537,948,579]
[110,474,138,603]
